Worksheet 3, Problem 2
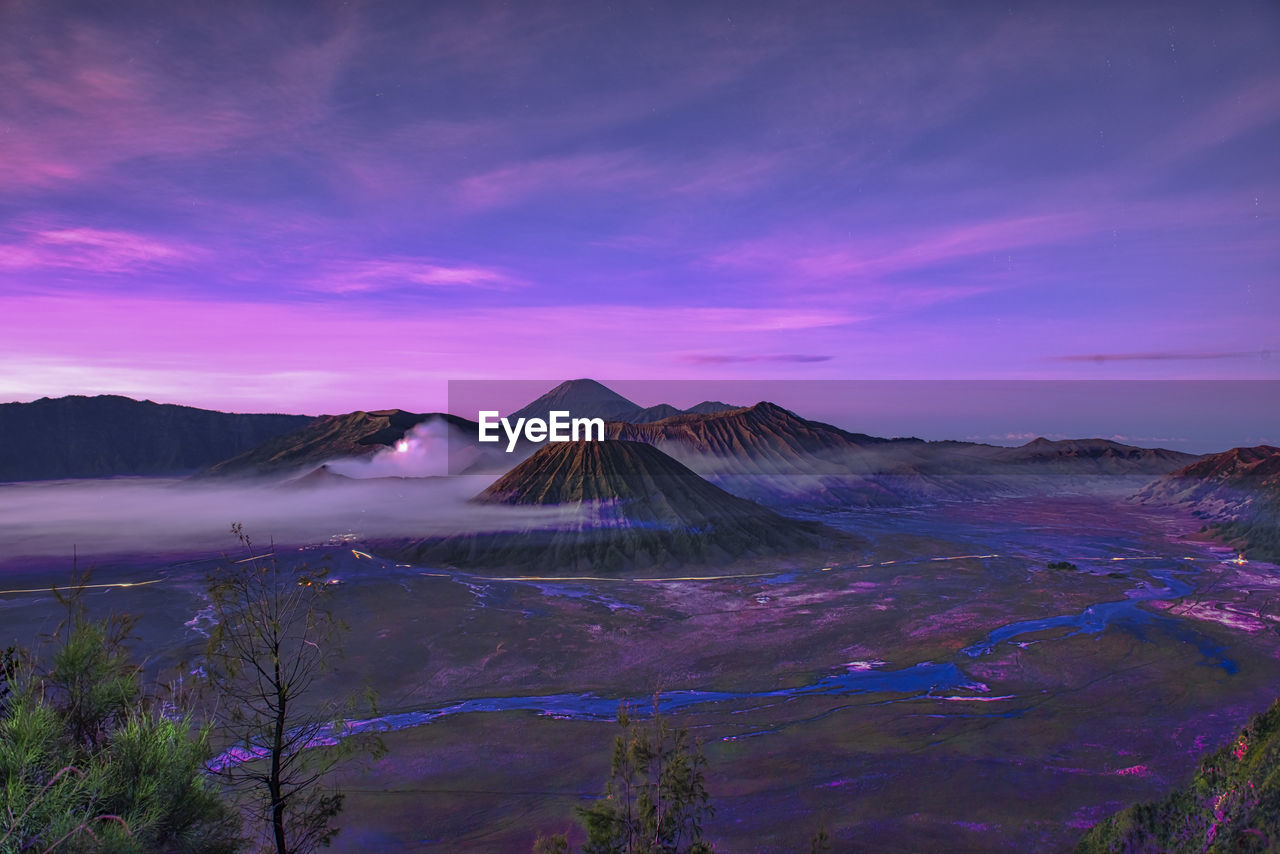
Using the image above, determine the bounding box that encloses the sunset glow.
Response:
[1,1,1276,417]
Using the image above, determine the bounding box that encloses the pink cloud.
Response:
[714,212,1090,284]
[1152,75,1280,167]
[0,1,792,201]
[679,354,833,364]
[454,146,796,212]
[455,152,656,209]
[666,151,793,198]
[324,26,789,209]
[305,259,525,293]
[0,226,201,273]
[0,10,359,190]
[700,212,1101,317]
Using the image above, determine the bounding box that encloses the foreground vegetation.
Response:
[4,505,1280,851]
[1,528,379,853]
[1079,698,1280,852]
[0,586,239,852]
[533,702,837,853]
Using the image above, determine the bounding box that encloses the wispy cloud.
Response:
[305,259,525,293]
[0,7,360,190]
[1149,74,1280,168]
[0,226,201,274]
[453,147,793,211]
[1,0,1276,411]
[712,212,1091,283]
[679,354,833,364]
[455,152,654,210]
[1051,351,1275,363]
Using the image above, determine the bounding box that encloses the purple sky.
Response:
[1,1,1277,418]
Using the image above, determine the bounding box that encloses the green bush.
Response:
[0,585,239,853]
[1078,698,1280,852]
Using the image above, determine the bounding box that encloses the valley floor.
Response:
[2,494,1278,851]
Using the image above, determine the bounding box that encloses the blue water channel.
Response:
[211,546,1241,769]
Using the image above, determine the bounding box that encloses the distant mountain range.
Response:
[598,400,1199,506]
[0,395,309,482]
[610,400,901,471]
[7,381,1269,568]
[1,382,1204,493]
[509,378,736,424]
[392,439,841,572]
[196,379,742,479]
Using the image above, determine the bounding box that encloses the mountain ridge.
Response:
[0,395,311,482]
[1134,446,1280,561]
[1134,446,1280,515]
[3,383,1212,493]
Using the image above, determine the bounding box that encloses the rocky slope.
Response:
[1135,446,1280,517]
[1134,446,1280,561]
[608,401,897,474]
[395,439,844,572]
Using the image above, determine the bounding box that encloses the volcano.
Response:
[508,379,738,425]
[509,379,645,423]
[201,410,479,477]
[396,439,844,573]
[609,401,897,474]
[603,401,944,506]
[479,437,812,513]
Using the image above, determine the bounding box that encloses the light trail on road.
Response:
[0,548,1246,597]
[0,577,166,595]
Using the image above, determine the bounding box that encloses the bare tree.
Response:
[203,524,382,853]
